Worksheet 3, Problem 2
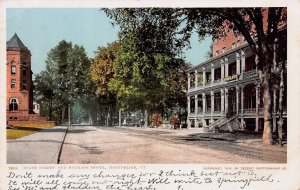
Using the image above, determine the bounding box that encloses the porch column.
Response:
[188,73,191,90]
[241,50,245,78]
[211,91,214,119]
[195,70,198,88]
[211,63,215,83]
[195,94,198,114]
[195,119,199,128]
[241,85,244,116]
[202,93,206,115]
[187,96,191,115]
[187,119,191,128]
[273,117,277,133]
[221,89,225,115]
[236,52,241,75]
[225,57,229,78]
[236,86,240,114]
[221,59,225,82]
[187,96,191,129]
[255,117,259,132]
[225,88,228,115]
[202,67,206,86]
[241,117,245,130]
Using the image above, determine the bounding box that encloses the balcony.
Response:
[243,69,257,78]
[205,108,211,115]
[213,79,221,85]
[243,108,256,113]
[197,108,203,113]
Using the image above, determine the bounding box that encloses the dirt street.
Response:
[59,126,286,164]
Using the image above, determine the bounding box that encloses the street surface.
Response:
[60,126,286,164]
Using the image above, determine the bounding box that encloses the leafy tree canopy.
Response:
[34,40,92,122]
[104,16,189,112]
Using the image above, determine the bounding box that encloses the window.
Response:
[11,66,16,74]
[206,72,211,83]
[222,47,226,53]
[245,56,256,72]
[22,67,27,76]
[190,96,195,113]
[214,93,221,111]
[214,67,221,81]
[197,95,203,112]
[11,79,16,89]
[228,62,237,76]
[9,98,18,111]
[22,80,27,90]
[206,95,211,111]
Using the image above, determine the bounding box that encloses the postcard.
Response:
[1,0,300,189]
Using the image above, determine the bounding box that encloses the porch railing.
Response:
[243,69,257,78]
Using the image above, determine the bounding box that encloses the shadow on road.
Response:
[67,129,96,133]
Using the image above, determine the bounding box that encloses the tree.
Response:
[34,71,55,120]
[34,40,92,123]
[103,12,189,121]
[90,42,119,126]
[103,8,286,145]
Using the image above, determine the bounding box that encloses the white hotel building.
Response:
[186,34,287,132]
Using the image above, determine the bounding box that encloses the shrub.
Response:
[170,115,180,128]
[151,113,162,127]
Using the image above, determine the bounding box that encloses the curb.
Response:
[56,125,69,164]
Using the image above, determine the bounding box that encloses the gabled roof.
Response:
[6,33,28,50]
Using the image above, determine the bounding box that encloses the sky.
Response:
[6,8,212,74]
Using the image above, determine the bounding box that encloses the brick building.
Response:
[6,33,35,121]
[186,10,287,132]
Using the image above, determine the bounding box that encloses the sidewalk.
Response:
[7,125,68,164]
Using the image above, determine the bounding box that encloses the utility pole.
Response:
[68,103,71,127]
[144,110,148,127]
[119,109,122,127]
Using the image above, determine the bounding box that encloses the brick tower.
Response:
[6,33,34,121]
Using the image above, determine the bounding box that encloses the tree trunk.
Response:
[106,106,110,127]
[262,58,273,145]
[277,67,284,145]
[62,106,65,124]
[106,106,111,127]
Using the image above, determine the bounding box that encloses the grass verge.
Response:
[7,123,55,139]
[7,129,40,139]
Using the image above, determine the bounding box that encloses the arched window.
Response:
[9,98,18,111]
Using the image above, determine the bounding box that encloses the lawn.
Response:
[7,129,39,139]
[7,123,55,139]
